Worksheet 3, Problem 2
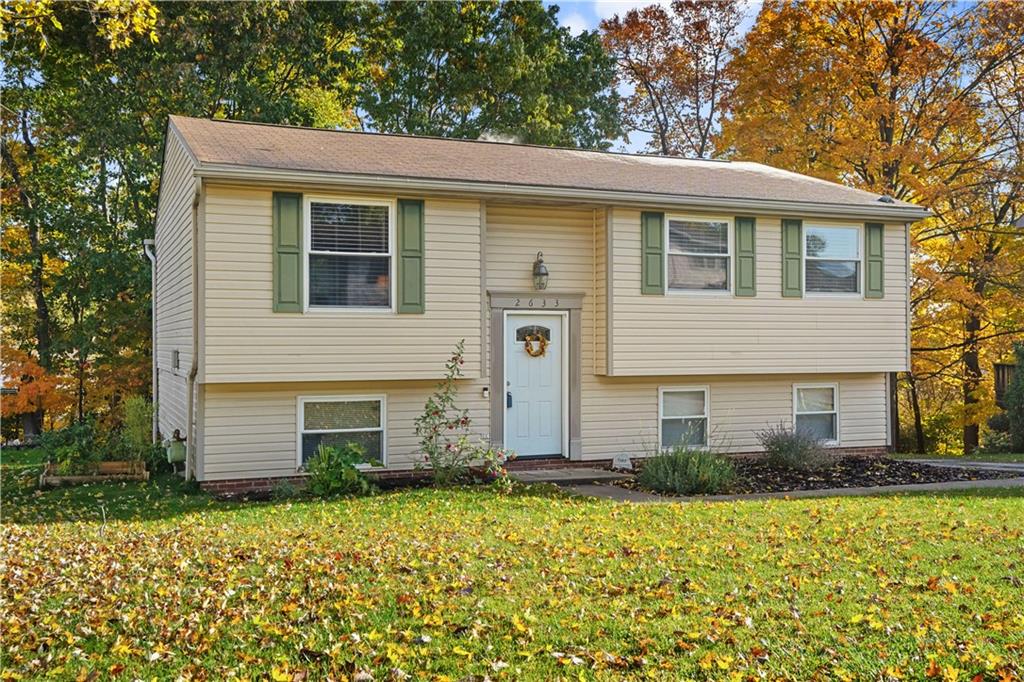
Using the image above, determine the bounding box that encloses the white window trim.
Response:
[664,214,733,295]
[303,195,397,313]
[296,394,388,470]
[792,383,840,446]
[803,223,863,298]
[658,385,711,450]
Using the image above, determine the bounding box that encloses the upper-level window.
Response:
[308,199,392,308]
[667,217,730,291]
[804,226,860,294]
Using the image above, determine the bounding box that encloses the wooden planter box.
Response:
[39,460,149,487]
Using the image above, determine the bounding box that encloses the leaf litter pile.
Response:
[2,483,1023,680]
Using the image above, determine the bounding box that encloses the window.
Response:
[307,199,392,308]
[515,325,551,342]
[794,384,838,443]
[659,387,709,448]
[667,217,730,291]
[298,396,385,467]
[804,226,860,293]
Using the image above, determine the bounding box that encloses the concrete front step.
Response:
[510,467,633,485]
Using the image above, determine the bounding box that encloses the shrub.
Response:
[306,443,375,497]
[121,396,152,459]
[987,411,1010,434]
[978,429,1013,455]
[1006,343,1024,452]
[757,423,835,472]
[637,447,735,495]
[414,340,516,485]
[38,420,103,474]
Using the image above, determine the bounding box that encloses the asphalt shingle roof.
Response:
[169,116,925,216]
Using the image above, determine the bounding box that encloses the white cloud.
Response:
[561,10,591,35]
[591,0,670,22]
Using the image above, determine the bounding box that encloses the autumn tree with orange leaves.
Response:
[717,0,1024,453]
[601,0,744,158]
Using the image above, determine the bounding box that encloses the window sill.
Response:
[803,292,863,300]
[666,289,733,297]
[304,306,395,314]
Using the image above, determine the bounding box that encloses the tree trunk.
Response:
[963,310,982,454]
[908,373,926,453]
[889,371,901,451]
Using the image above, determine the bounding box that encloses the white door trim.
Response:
[502,310,570,458]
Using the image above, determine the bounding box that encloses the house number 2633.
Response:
[512,297,559,308]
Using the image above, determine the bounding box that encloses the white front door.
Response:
[505,313,565,457]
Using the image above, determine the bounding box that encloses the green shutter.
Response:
[865,222,885,299]
[641,211,665,295]
[396,199,425,314]
[781,218,803,298]
[272,192,303,312]
[734,216,756,297]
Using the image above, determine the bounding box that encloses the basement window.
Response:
[793,384,839,444]
[298,396,386,467]
[659,387,709,449]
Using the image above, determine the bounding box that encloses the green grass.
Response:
[2,454,1023,680]
[894,452,1024,463]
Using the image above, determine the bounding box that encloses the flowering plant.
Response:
[414,340,516,485]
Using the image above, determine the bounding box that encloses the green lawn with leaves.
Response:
[2,451,1023,681]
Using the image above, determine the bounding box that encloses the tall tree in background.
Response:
[601,0,743,157]
[359,1,619,147]
[720,0,1024,453]
[1,0,620,435]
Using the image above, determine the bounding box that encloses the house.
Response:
[153,116,929,492]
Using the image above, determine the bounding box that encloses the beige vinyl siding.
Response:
[201,186,482,383]
[581,372,886,457]
[593,208,608,375]
[485,202,606,371]
[201,380,488,480]
[609,209,909,375]
[154,132,195,438]
[199,372,884,480]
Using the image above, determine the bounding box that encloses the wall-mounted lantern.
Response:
[532,251,549,291]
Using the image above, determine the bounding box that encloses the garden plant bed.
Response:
[623,456,1019,497]
[38,460,149,487]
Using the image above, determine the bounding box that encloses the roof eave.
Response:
[194,163,933,222]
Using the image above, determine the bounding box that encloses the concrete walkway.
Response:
[909,458,1024,474]
[510,467,633,485]
[568,476,1024,504]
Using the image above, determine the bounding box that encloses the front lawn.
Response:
[2,458,1023,680]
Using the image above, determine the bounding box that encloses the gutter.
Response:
[185,179,201,481]
[142,239,157,442]
[195,163,932,223]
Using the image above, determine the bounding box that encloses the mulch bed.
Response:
[623,457,1019,497]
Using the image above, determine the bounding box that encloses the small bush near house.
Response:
[306,443,376,497]
[121,396,152,456]
[414,340,515,485]
[757,423,835,472]
[637,447,736,495]
[986,411,1010,434]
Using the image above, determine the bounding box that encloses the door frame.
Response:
[502,309,570,458]
[487,291,584,460]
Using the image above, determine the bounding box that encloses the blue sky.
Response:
[545,1,761,152]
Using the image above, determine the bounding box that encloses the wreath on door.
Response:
[524,333,548,357]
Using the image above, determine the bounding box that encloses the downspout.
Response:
[143,239,158,442]
[185,180,201,481]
